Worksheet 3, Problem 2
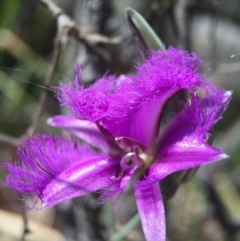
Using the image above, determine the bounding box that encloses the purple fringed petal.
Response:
[54,48,210,148]
[54,74,132,122]
[158,91,231,152]
[47,115,119,154]
[144,91,230,183]
[100,47,210,147]
[133,47,205,94]
[135,182,166,241]
[5,135,118,208]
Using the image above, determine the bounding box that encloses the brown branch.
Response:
[21,4,65,240]
[170,0,190,49]
[23,1,117,240]
[38,0,121,47]
[38,0,63,17]
[26,39,62,136]
[19,203,30,241]
[0,133,21,146]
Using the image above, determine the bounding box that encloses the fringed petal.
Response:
[53,48,210,149]
[53,74,129,122]
[5,135,118,208]
[135,182,166,241]
[145,91,230,183]
[158,91,231,153]
[134,46,205,94]
[101,47,208,148]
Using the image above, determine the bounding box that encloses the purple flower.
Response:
[5,47,231,241]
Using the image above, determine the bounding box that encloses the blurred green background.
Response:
[0,0,240,241]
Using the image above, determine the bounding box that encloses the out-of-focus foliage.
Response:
[0,0,240,241]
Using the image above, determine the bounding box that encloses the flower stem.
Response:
[104,201,115,235]
[110,213,140,241]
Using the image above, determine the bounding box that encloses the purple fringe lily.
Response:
[5,47,231,241]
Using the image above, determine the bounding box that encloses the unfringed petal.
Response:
[147,146,228,183]
[4,135,118,208]
[42,157,118,207]
[47,115,119,154]
[135,182,166,241]
[102,90,180,149]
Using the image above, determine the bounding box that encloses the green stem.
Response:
[104,201,115,235]
[110,213,140,241]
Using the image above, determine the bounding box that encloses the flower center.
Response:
[139,153,153,166]
[115,136,147,153]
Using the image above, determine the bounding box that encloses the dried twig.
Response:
[26,39,61,136]
[19,204,30,241]
[170,0,189,49]
[38,0,121,47]
[0,133,21,146]
[56,0,113,239]
[38,0,63,17]
[24,1,117,241]
[28,0,119,136]
[20,5,64,240]
[21,2,66,239]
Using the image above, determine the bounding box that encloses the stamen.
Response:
[111,172,124,181]
[120,152,136,170]
[115,136,147,152]
[139,153,153,166]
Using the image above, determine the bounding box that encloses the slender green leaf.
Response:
[126,7,165,51]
